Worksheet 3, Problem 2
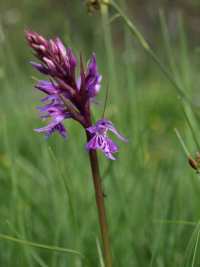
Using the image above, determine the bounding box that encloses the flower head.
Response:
[26,31,126,160]
[26,31,102,137]
[86,119,127,160]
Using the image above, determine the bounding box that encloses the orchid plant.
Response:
[26,30,127,267]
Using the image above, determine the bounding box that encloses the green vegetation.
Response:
[0,1,200,266]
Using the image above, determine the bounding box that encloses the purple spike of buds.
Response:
[26,31,126,160]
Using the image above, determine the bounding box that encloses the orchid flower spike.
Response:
[26,31,126,160]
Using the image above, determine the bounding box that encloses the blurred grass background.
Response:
[0,0,200,266]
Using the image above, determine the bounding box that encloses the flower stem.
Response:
[86,131,112,267]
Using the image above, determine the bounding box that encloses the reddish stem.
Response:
[86,131,112,267]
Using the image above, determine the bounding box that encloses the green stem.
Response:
[86,131,112,267]
[101,3,117,92]
[0,233,81,256]
[174,128,190,157]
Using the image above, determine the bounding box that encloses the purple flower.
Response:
[85,54,102,97]
[26,31,102,138]
[35,95,70,138]
[26,31,126,160]
[36,80,59,95]
[35,121,67,139]
[86,119,127,160]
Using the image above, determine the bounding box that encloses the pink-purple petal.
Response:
[107,125,128,142]
[35,121,67,139]
[86,119,126,160]
[85,54,102,98]
[30,62,48,74]
[55,38,66,57]
[36,80,58,94]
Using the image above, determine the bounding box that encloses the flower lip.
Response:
[35,122,67,139]
[86,119,127,160]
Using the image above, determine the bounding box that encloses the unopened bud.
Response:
[32,44,46,52]
[188,156,198,170]
[49,39,58,54]
[43,57,55,71]
[86,0,101,13]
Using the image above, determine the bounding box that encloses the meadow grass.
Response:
[0,2,200,266]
